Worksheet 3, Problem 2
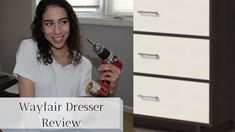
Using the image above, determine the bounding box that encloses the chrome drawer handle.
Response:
[138,11,159,17]
[138,95,160,102]
[138,53,160,59]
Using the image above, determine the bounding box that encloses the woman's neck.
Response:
[51,45,68,57]
[51,45,70,66]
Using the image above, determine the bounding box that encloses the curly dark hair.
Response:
[31,0,82,65]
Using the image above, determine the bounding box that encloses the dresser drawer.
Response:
[134,34,209,80]
[134,0,209,36]
[134,75,209,123]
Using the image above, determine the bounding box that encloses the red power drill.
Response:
[86,39,123,97]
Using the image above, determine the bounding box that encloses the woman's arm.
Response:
[18,76,35,97]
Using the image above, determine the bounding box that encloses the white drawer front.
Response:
[134,75,209,123]
[134,34,209,80]
[134,0,209,36]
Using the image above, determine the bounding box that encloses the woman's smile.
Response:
[52,36,64,43]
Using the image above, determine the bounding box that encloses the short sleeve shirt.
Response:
[13,39,91,97]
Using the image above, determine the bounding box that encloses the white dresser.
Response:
[133,0,235,131]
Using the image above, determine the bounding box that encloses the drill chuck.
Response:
[87,39,111,60]
[94,45,111,60]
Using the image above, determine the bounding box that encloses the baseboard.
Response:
[124,105,133,114]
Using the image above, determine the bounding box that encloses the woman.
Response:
[13,0,121,97]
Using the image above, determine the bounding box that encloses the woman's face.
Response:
[42,6,70,50]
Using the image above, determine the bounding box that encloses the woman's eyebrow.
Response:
[43,17,69,22]
[59,17,69,21]
[43,19,53,23]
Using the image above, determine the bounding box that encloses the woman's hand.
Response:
[98,64,121,92]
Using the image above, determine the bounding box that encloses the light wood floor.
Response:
[124,111,133,132]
